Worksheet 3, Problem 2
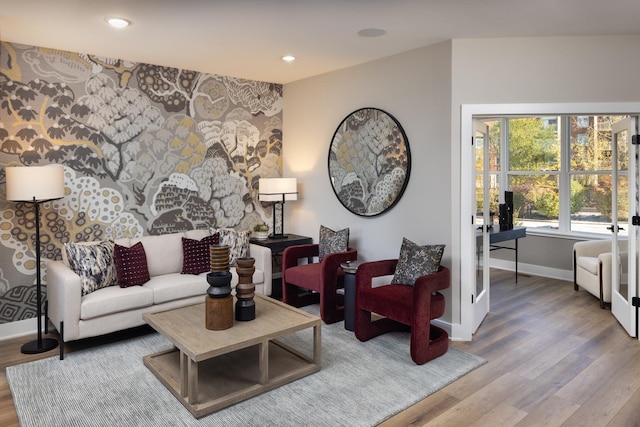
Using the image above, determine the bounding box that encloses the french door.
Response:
[473,120,491,332]
[610,117,638,337]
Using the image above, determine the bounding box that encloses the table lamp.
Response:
[258,178,297,239]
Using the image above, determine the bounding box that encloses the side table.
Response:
[250,234,312,299]
[340,260,362,331]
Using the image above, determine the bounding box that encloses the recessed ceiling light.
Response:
[282,55,296,62]
[105,17,131,29]
[358,28,386,38]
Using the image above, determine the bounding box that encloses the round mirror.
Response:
[328,108,411,216]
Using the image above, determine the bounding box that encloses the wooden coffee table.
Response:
[143,294,321,418]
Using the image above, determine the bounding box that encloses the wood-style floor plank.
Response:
[381,270,640,426]
[2,270,640,426]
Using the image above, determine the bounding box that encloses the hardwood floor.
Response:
[1,270,639,426]
[382,270,640,426]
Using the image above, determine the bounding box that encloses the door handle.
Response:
[607,225,625,232]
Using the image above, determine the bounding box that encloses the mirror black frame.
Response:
[328,108,411,217]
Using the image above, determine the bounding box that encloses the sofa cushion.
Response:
[65,240,118,296]
[319,225,349,261]
[392,238,445,286]
[182,234,220,275]
[144,273,210,304]
[131,233,184,276]
[80,285,153,320]
[114,242,151,287]
[216,228,250,266]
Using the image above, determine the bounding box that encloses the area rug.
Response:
[7,309,485,427]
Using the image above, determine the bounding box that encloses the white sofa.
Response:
[573,239,627,309]
[47,229,271,358]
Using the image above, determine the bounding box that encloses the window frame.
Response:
[492,114,628,238]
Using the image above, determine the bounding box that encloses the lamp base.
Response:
[21,337,59,354]
[269,233,288,240]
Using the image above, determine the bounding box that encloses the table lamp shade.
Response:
[258,178,298,202]
[5,166,65,202]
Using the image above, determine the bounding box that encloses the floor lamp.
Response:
[6,165,65,354]
[258,178,297,239]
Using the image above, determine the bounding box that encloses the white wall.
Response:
[450,35,640,336]
[283,42,454,320]
[284,35,640,338]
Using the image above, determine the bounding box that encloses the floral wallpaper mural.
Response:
[0,42,283,325]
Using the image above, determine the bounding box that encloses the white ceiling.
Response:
[2,0,640,84]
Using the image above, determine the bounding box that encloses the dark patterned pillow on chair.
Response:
[65,240,118,296]
[319,225,349,261]
[182,233,220,274]
[114,242,151,287]
[391,237,445,286]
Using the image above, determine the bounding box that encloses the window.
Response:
[481,115,628,235]
[576,116,589,128]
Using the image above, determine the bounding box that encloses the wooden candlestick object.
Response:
[235,257,256,321]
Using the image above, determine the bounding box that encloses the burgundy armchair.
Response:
[355,260,450,365]
[282,244,357,324]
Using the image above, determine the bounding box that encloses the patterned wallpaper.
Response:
[0,42,283,325]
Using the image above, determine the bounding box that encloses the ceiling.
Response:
[2,0,640,84]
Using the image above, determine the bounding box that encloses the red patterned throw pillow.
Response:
[114,242,151,287]
[181,234,220,275]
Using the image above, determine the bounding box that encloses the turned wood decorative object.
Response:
[206,246,233,330]
[209,244,230,272]
[205,272,233,330]
[235,257,256,321]
[206,294,233,330]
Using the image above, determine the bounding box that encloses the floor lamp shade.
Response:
[5,165,65,355]
[258,178,297,238]
[6,165,65,202]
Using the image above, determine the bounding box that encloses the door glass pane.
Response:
[476,134,484,173]
[617,174,629,238]
[617,129,630,171]
[476,234,484,298]
[487,120,501,173]
[476,174,484,225]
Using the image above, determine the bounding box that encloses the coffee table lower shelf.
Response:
[143,339,319,418]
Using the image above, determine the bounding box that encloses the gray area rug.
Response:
[7,308,485,427]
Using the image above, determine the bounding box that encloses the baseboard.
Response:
[490,259,573,282]
[0,316,42,341]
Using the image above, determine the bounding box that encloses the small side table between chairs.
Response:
[340,260,362,331]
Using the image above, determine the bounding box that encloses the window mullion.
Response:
[559,116,570,232]
[500,118,509,202]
